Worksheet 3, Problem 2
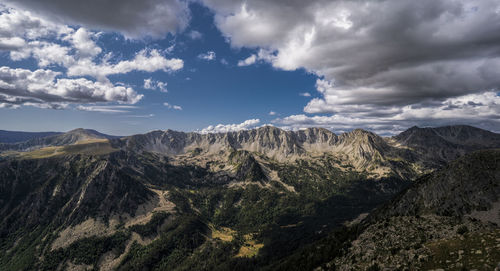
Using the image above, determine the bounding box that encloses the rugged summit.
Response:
[114,125,500,179]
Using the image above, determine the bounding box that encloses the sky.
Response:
[0,0,499,136]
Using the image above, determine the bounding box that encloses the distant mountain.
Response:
[392,125,500,167]
[0,130,61,143]
[113,125,500,179]
[0,128,119,153]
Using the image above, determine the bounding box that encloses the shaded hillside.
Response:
[373,149,500,219]
[328,150,500,270]
[393,125,500,168]
[0,130,61,144]
[0,148,406,270]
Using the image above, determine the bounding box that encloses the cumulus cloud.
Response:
[144,78,168,93]
[200,119,260,134]
[205,0,500,126]
[198,51,216,61]
[274,91,500,135]
[163,102,182,110]
[66,28,102,58]
[2,0,190,38]
[237,55,256,66]
[67,49,183,80]
[0,5,71,58]
[0,6,186,109]
[268,111,276,116]
[299,92,311,97]
[237,49,274,67]
[0,66,143,107]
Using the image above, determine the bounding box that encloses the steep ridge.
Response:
[333,129,391,169]
[107,125,500,180]
[392,125,500,167]
[115,126,402,177]
[373,149,500,219]
[327,149,500,270]
[0,152,154,236]
[0,128,118,153]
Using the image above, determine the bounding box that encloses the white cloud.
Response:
[0,37,25,50]
[0,66,143,106]
[67,49,183,80]
[144,78,168,93]
[299,92,311,97]
[76,105,138,113]
[237,54,256,66]
[66,28,102,58]
[163,102,182,110]
[187,30,202,40]
[0,5,72,60]
[198,51,216,61]
[29,41,74,67]
[200,119,260,134]
[126,114,155,118]
[237,49,275,67]
[0,6,186,111]
[268,111,276,116]
[274,91,500,135]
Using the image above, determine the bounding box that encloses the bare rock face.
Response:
[116,127,398,177]
[115,125,500,179]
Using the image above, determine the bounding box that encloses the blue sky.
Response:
[0,0,499,135]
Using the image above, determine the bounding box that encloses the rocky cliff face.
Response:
[114,125,500,179]
[114,127,401,178]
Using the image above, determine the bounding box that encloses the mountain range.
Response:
[0,125,498,270]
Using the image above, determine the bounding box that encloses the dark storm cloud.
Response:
[2,0,190,38]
